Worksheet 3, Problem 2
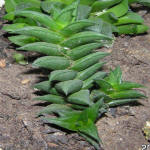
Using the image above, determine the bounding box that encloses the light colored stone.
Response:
[0,0,5,8]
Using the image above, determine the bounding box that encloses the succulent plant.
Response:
[3,0,147,149]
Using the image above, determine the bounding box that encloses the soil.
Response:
[0,6,150,150]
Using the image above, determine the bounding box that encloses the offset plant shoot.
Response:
[3,0,148,149]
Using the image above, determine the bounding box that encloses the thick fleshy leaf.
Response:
[34,94,66,104]
[96,79,114,93]
[55,79,83,95]
[67,90,93,106]
[78,119,100,143]
[38,104,74,117]
[33,80,51,93]
[8,35,38,46]
[77,62,105,81]
[105,66,122,85]
[17,42,63,56]
[114,12,144,25]
[70,104,88,110]
[79,132,100,150]
[5,0,16,13]
[107,99,138,107]
[62,31,112,48]
[109,90,146,99]
[3,12,15,21]
[79,98,104,122]
[76,4,91,20]
[49,88,60,96]
[71,52,109,71]
[15,1,41,12]
[49,70,77,82]
[32,56,70,70]
[11,26,63,44]
[41,1,66,14]
[15,10,61,31]
[61,20,95,36]
[67,42,103,60]
[91,0,121,12]
[107,0,129,18]
[44,111,80,131]
[82,71,107,89]
[13,17,37,26]
[117,24,149,35]
[55,1,78,26]
[113,81,144,91]
[2,23,28,32]
[13,52,28,65]
[91,90,109,101]
[97,12,118,24]
[87,18,113,37]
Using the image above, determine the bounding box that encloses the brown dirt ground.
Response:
[0,6,150,150]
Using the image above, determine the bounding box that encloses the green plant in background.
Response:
[13,52,28,65]
[3,0,148,149]
[40,0,149,35]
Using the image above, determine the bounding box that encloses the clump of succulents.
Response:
[3,0,148,149]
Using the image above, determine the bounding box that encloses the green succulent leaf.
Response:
[114,12,144,25]
[77,62,105,81]
[32,56,70,70]
[105,66,122,85]
[15,10,61,31]
[15,1,41,12]
[55,1,79,26]
[62,31,112,48]
[44,112,80,131]
[71,52,109,71]
[33,80,51,93]
[61,20,95,36]
[2,23,28,32]
[49,70,77,82]
[11,26,63,44]
[113,81,144,91]
[9,35,38,46]
[13,52,28,65]
[78,119,100,143]
[70,104,88,110]
[55,79,83,95]
[107,0,129,18]
[38,104,74,117]
[91,90,109,101]
[82,72,107,89]
[67,42,103,60]
[79,132,100,150]
[13,17,37,26]
[78,98,104,122]
[34,94,66,104]
[67,90,93,106]
[117,24,149,35]
[49,88,60,95]
[17,42,64,56]
[107,99,138,107]
[109,90,146,99]
[96,79,114,93]
[76,4,91,20]
[5,0,17,13]
[3,12,15,21]
[41,1,66,14]
[91,0,121,12]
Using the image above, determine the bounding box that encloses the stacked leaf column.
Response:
[3,1,146,149]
